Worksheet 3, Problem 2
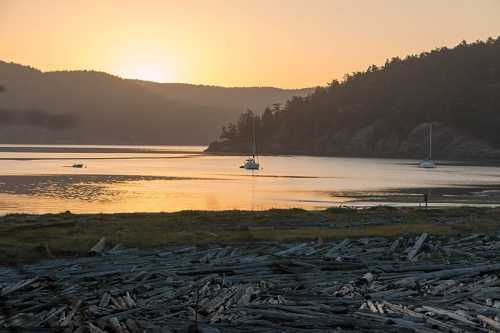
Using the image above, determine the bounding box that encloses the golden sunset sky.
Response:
[1,0,499,88]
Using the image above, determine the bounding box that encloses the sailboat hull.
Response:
[419,160,435,168]
[241,158,260,169]
[240,113,261,170]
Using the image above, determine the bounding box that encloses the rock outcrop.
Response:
[208,122,500,160]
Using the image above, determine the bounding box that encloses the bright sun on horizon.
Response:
[114,51,178,82]
[119,63,177,83]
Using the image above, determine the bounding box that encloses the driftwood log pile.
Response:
[2,233,500,332]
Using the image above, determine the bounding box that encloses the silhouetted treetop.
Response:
[209,37,500,159]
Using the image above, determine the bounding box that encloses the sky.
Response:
[1,0,499,88]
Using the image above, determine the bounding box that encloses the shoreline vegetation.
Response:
[208,38,500,160]
[1,206,499,264]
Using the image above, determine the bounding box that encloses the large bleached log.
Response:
[199,288,236,315]
[123,292,136,308]
[356,272,374,286]
[99,292,111,307]
[246,304,332,317]
[0,277,38,296]
[325,239,351,257]
[354,311,442,333]
[407,233,428,261]
[370,288,418,300]
[89,237,107,255]
[366,300,378,313]
[421,305,476,326]
[29,306,66,327]
[231,284,254,306]
[389,237,403,252]
[241,308,319,321]
[395,263,500,288]
[273,242,309,256]
[478,314,500,330]
[124,319,142,333]
[429,279,457,295]
[108,317,125,333]
[88,322,107,333]
[447,234,483,245]
[463,301,500,317]
[387,263,461,273]
[381,299,458,333]
[60,300,82,327]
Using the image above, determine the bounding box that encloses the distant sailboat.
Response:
[240,114,260,170]
[419,123,435,168]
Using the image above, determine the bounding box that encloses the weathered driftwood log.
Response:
[88,322,107,333]
[407,233,428,261]
[325,239,351,257]
[60,300,82,327]
[108,317,124,333]
[477,314,500,330]
[124,319,142,333]
[89,237,107,255]
[4,235,500,332]
[395,263,500,288]
[389,237,403,252]
[0,277,38,296]
[273,242,309,256]
[421,305,476,326]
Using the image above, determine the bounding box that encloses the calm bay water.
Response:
[0,144,500,214]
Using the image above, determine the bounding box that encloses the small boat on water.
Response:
[240,113,260,170]
[241,157,259,170]
[419,123,435,168]
[419,159,435,168]
[72,163,84,168]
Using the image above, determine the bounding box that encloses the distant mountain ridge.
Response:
[136,81,312,114]
[0,61,313,144]
[208,38,500,160]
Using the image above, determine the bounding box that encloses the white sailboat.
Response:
[240,115,260,170]
[419,123,435,168]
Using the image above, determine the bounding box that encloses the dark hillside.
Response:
[209,38,500,159]
[0,62,311,145]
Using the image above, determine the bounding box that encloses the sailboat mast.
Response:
[252,114,256,158]
[429,123,432,160]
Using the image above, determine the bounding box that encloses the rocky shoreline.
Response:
[207,122,500,160]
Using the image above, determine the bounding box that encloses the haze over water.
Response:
[0,145,499,214]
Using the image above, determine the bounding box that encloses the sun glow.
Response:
[114,51,178,83]
[2,1,500,87]
[119,63,177,83]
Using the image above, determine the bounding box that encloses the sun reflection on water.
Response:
[0,145,500,214]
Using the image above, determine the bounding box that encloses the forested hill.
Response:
[0,61,311,145]
[208,38,500,159]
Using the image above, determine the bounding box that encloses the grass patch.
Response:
[1,206,499,264]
